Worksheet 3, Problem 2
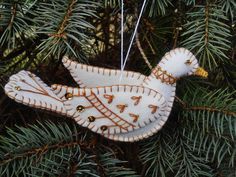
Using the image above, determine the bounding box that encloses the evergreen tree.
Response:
[0,0,235,176]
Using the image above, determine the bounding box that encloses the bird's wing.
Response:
[52,84,169,142]
[4,70,66,115]
[62,56,146,88]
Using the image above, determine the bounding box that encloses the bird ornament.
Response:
[4,48,208,142]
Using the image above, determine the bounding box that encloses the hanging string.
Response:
[120,0,124,72]
[119,0,147,82]
[121,0,147,71]
[135,32,152,70]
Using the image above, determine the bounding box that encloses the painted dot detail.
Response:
[65,93,73,100]
[76,105,85,112]
[14,86,21,91]
[88,116,95,122]
[101,125,108,131]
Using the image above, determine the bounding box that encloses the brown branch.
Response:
[8,3,17,28]
[93,149,106,177]
[50,0,76,38]
[172,1,182,48]
[184,122,236,145]
[0,138,94,166]
[103,9,110,59]
[204,1,209,45]
[175,96,187,107]
[67,161,78,177]
[186,106,236,117]
[173,28,180,49]
[175,97,236,117]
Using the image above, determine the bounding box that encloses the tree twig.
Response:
[186,106,236,117]
[0,138,94,166]
[204,1,209,45]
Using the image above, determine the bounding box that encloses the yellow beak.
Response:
[194,67,208,78]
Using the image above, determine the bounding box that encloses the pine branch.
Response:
[50,0,77,38]
[181,88,236,166]
[146,0,172,17]
[139,126,214,177]
[0,121,96,176]
[173,135,214,177]
[35,0,98,60]
[182,0,196,6]
[217,161,236,177]
[181,3,231,70]
[139,131,175,177]
[0,121,139,177]
[218,0,236,21]
[182,128,236,167]
[186,106,236,117]
[103,0,172,17]
[98,151,140,177]
[0,1,33,48]
[0,1,235,176]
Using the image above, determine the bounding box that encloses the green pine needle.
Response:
[181,4,231,70]
[0,121,139,177]
[181,88,236,167]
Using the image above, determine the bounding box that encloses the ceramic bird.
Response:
[4,48,208,142]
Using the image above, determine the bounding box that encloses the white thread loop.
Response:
[119,0,147,81]
[121,0,124,72]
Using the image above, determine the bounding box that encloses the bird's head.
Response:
[158,48,208,78]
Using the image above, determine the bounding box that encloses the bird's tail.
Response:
[4,70,67,115]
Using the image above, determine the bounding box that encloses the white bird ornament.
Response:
[4,48,208,142]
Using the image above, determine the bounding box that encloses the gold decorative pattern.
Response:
[5,71,67,117]
[129,113,139,123]
[85,91,136,131]
[76,105,85,112]
[101,125,108,131]
[103,94,114,104]
[116,104,128,113]
[185,59,192,65]
[65,92,73,100]
[131,96,142,105]
[152,66,177,85]
[148,105,158,114]
[88,116,96,122]
[14,86,21,91]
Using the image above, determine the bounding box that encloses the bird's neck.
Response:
[142,65,176,102]
[150,65,177,85]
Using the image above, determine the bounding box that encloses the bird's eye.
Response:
[185,60,192,65]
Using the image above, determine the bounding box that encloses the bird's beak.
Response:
[194,67,208,78]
